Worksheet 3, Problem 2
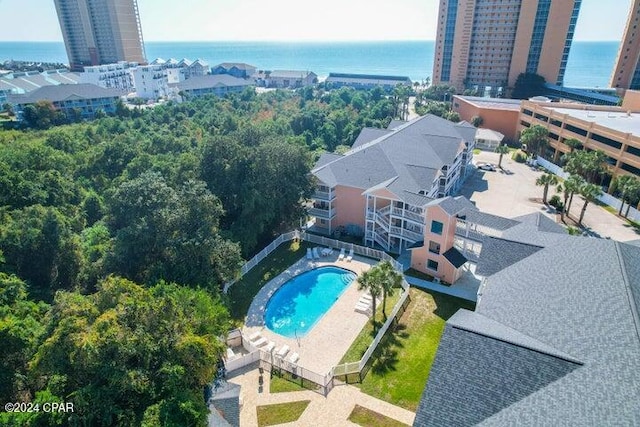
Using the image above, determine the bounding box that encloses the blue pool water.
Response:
[265,266,356,338]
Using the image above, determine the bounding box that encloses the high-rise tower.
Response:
[611,0,640,91]
[54,0,146,71]
[432,0,581,95]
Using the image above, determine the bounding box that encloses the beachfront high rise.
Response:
[611,0,640,92]
[432,0,582,96]
[53,0,146,71]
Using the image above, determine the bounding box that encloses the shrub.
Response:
[548,195,564,211]
[512,150,527,163]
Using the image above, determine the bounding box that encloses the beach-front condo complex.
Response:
[432,0,581,95]
[53,0,146,71]
[611,0,640,91]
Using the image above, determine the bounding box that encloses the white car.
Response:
[477,163,496,171]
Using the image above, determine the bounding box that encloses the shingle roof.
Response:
[387,120,407,130]
[269,70,316,78]
[475,237,543,277]
[442,247,467,268]
[315,152,343,169]
[213,62,257,71]
[173,75,252,91]
[7,83,122,104]
[511,212,566,234]
[458,209,521,231]
[351,128,393,149]
[416,237,640,425]
[476,128,505,142]
[427,196,476,216]
[313,115,471,203]
[415,316,581,427]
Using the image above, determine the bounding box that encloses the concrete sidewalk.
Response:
[228,365,415,426]
[405,275,478,302]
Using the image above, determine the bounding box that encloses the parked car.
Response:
[477,163,496,171]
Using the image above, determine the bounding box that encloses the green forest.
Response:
[0,85,408,426]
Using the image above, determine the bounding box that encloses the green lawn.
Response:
[339,288,403,364]
[227,240,312,323]
[256,400,310,426]
[356,288,475,411]
[269,371,319,393]
[348,405,410,427]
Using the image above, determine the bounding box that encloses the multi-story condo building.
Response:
[81,61,138,93]
[432,0,581,95]
[7,83,123,120]
[171,75,253,100]
[131,64,182,99]
[310,115,476,256]
[53,0,146,71]
[611,0,640,92]
[517,99,640,179]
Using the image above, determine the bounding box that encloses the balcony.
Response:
[309,207,336,219]
[312,189,336,201]
[391,207,424,224]
[390,226,423,242]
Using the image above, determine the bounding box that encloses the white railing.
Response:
[225,229,410,385]
[312,190,335,201]
[536,156,640,222]
[390,226,422,242]
[391,207,424,224]
[309,207,336,219]
[224,350,261,372]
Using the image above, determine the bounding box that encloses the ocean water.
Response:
[0,40,620,88]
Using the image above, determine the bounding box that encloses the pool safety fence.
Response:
[224,229,413,389]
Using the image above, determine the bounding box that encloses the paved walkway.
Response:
[228,364,415,426]
[405,274,478,302]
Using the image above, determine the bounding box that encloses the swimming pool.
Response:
[264,266,357,338]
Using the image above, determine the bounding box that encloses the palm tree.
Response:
[535,172,559,204]
[495,144,509,169]
[357,268,382,331]
[578,182,602,226]
[615,175,640,216]
[378,261,403,320]
[557,175,583,222]
[520,124,549,157]
[565,175,585,215]
[564,138,582,153]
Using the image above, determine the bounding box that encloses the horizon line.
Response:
[0,38,624,43]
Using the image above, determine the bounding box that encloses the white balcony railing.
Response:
[312,190,335,201]
[391,207,424,224]
[390,226,423,242]
[309,207,336,219]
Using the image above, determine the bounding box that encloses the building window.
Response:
[428,241,441,254]
[427,259,439,271]
[430,221,444,235]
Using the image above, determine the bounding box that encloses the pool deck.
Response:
[243,251,376,375]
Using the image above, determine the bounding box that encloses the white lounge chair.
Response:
[226,347,236,359]
[264,341,275,352]
[288,352,299,364]
[313,247,320,259]
[359,296,372,305]
[253,337,267,347]
[248,331,261,341]
[306,248,313,260]
[277,345,290,357]
[346,248,354,262]
[360,294,373,302]
[338,248,346,261]
[355,303,372,315]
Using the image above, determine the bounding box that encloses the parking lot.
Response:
[460,151,640,242]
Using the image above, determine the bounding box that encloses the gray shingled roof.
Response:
[351,128,393,149]
[312,115,470,204]
[269,70,316,78]
[416,237,640,426]
[7,83,122,104]
[458,209,521,231]
[315,152,343,169]
[173,75,252,91]
[427,196,477,216]
[511,212,566,234]
[443,247,467,268]
[213,62,257,71]
[475,237,543,277]
[387,119,407,130]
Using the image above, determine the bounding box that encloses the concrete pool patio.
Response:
[242,251,377,376]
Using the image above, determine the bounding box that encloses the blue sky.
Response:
[0,0,631,42]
